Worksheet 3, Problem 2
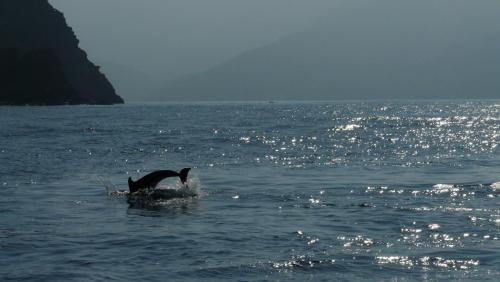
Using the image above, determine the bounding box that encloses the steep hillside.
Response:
[0,0,123,105]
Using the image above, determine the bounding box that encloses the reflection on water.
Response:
[0,101,499,281]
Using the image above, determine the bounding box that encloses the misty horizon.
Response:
[49,0,500,102]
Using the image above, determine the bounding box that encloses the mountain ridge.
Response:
[0,0,123,105]
[162,1,500,101]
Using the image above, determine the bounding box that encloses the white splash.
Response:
[431,184,459,194]
[98,177,125,196]
[428,223,441,230]
[490,182,500,190]
[101,176,202,197]
[336,124,361,131]
[155,177,202,196]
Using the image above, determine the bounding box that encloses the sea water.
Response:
[0,101,498,281]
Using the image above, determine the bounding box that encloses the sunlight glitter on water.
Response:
[1,102,499,281]
[376,256,479,270]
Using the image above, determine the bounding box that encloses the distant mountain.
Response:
[0,0,123,105]
[164,1,500,101]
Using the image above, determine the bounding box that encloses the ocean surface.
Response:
[0,101,499,281]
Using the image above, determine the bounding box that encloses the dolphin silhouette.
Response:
[128,168,191,193]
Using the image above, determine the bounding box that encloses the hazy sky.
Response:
[49,0,332,79]
[48,0,500,101]
[160,0,500,101]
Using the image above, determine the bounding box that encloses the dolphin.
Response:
[128,168,191,193]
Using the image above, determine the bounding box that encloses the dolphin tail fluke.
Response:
[179,168,191,184]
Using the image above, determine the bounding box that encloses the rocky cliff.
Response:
[0,0,123,105]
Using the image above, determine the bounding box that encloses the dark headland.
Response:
[0,0,123,105]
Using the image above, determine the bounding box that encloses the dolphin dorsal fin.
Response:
[128,177,137,193]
